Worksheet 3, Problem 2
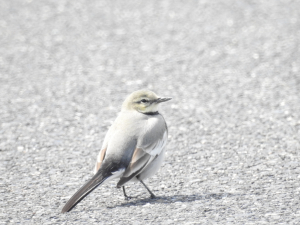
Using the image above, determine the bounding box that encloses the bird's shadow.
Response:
[106,192,236,209]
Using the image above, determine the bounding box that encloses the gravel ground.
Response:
[1,0,300,224]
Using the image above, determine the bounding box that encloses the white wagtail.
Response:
[61,90,171,213]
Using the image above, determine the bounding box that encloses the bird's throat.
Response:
[143,111,159,115]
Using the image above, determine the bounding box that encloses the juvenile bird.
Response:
[61,90,171,213]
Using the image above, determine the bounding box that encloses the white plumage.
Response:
[62,90,171,213]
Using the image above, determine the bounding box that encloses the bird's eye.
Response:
[140,99,148,103]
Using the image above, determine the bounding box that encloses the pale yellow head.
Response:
[122,90,171,113]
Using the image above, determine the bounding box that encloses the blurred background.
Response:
[1,0,300,224]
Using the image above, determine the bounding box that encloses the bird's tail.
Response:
[61,167,111,213]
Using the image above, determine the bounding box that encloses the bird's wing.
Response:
[117,130,168,187]
[62,133,137,213]
[93,120,118,174]
[94,148,107,173]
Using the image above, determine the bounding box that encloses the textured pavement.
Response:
[1,0,300,224]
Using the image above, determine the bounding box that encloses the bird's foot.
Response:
[124,195,132,200]
[122,186,133,200]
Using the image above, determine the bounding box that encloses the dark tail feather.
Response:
[61,168,110,213]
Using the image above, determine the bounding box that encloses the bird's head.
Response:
[122,90,171,114]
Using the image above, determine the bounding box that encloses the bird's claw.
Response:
[150,194,156,199]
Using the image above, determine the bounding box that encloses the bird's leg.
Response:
[122,186,131,200]
[138,179,156,199]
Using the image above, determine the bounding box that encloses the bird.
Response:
[61,90,171,213]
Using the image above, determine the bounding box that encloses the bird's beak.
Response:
[156,97,172,103]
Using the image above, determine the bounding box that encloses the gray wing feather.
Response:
[117,148,152,187]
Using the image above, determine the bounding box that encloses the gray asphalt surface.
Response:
[1,0,300,224]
